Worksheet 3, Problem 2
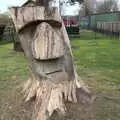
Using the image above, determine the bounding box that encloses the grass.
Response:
[71,31,120,92]
[0,42,30,120]
[0,30,120,120]
[0,43,28,85]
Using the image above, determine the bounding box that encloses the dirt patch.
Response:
[1,88,119,120]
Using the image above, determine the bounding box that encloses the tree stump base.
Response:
[23,77,95,120]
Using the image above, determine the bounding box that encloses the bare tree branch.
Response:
[96,0,118,13]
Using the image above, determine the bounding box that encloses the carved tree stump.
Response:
[9,6,94,120]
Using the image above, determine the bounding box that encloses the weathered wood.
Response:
[32,22,65,59]
[9,7,62,32]
[10,6,94,120]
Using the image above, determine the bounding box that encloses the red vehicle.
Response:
[63,19,78,26]
[63,17,79,34]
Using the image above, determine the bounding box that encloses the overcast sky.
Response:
[0,0,120,15]
[0,0,80,15]
[0,0,25,12]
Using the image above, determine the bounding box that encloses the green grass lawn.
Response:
[0,43,28,89]
[71,31,120,92]
[0,30,120,120]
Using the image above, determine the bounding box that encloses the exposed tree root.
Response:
[23,77,95,120]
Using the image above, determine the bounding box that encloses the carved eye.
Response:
[19,20,62,33]
[42,20,62,28]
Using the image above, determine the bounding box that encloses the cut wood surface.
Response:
[9,7,62,32]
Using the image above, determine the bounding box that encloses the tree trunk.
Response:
[9,6,95,120]
[35,0,51,7]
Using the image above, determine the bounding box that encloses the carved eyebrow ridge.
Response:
[18,20,62,33]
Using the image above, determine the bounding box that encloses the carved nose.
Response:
[31,22,65,60]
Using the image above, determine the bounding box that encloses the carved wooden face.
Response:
[9,7,65,60]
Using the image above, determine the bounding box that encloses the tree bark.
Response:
[9,6,95,120]
[35,0,52,7]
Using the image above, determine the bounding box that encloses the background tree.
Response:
[35,0,84,6]
[0,13,12,40]
[78,0,97,16]
[96,0,118,13]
